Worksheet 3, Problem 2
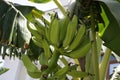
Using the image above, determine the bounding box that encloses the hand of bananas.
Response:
[27,14,91,58]
[23,13,91,79]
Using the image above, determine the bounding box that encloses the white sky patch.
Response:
[6,0,58,11]
[6,0,75,11]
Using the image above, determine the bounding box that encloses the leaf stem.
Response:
[99,48,111,80]
[90,9,100,80]
[53,0,66,16]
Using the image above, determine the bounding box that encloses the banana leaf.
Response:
[98,0,120,56]
[0,0,44,58]
[0,67,9,75]
[15,5,44,22]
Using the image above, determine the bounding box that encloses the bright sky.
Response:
[7,0,58,11]
[6,0,74,11]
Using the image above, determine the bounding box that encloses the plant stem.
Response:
[53,0,66,16]
[99,48,111,80]
[91,28,100,80]
[90,9,100,80]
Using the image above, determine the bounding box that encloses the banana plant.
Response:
[1,0,120,80]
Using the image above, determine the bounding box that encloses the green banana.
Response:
[42,39,51,63]
[41,49,60,77]
[50,18,60,47]
[32,19,45,36]
[38,52,47,65]
[45,27,50,42]
[68,24,86,50]
[67,70,89,78]
[27,21,42,40]
[27,71,41,78]
[59,16,70,44]
[67,37,91,59]
[63,15,78,48]
[54,66,69,76]
[32,36,42,48]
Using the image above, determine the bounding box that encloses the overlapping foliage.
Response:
[0,0,120,80]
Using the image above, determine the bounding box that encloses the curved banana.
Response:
[67,70,90,78]
[27,71,42,79]
[67,37,91,59]
[38,52,48,65]
[42,39,51,63]
[32,36,42,48]
[50,18,60,47]
[68,24,86,50]
[59,16,70,44]
[63,15,78,48]
[32,19,45,36]
[54,66,69,76]
[45,27,50,41]
[42,49,60,75]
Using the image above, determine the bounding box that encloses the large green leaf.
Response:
[1,8,18,43]
[0,0,44,45]
[15,5,44,21]
[22,55,42,78]
[0,0,44,59]
[0,0,11,17]
[98,0,120,56]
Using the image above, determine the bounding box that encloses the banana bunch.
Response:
[47,15,91,59]
[27,14,91,59]
[25,14,91,79]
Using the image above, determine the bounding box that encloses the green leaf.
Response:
[22,55,40,72]
[15,6,44,15]
[15,12,31,47]
[15,5,44,21]
[0,0,11,17]
[98,0,120,55]
[0,67,9,75]
[22,55,42,78]
[0,0,31,47]
[28,0,51,3]
[1,7,18,43]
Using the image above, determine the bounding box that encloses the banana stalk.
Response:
[41,49,60,79]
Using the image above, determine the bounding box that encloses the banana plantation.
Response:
[0,0,120,80]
